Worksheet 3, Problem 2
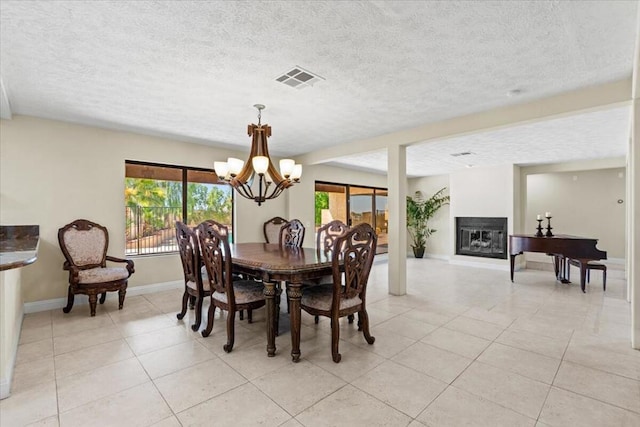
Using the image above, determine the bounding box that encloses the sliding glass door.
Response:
[315,181,388,254]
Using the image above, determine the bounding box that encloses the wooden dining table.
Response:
[228,242,333,362]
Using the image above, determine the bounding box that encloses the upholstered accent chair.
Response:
[279,219,305,248]
[197,220,266,352]
[175,221,211,331]
[263,216,288,243]
[58,219,134,317]
[301,223,377,362]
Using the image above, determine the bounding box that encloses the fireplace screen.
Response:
[456,217,507,259]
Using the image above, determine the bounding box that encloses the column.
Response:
[387,145,407,295]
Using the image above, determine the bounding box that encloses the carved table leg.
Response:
[264,281,277,357]
[287,282,303,362]
[510,254,516,282]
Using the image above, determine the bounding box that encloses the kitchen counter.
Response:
[0,225,39,271]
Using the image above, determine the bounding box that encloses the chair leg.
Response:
[359,309,375,345]
[331,315,341,363]
[189,295,196,309]
[357,312,363,331]
[88,294,98,317]
[248,309,253,323]
[347,314,354,324]
[99,292,107,304]
[201,304,216,338]
[118,287,126,310]
[314,315,319,324]
[240,310,244,320]
[176,291,189,320]
[603,269,607,291]
[62,287,75,314]
[223,310,236,353]
[191,296,203,331]
[587,268,591,283]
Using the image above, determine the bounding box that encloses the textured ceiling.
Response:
[328,106,631,177]
[0,1,637,175]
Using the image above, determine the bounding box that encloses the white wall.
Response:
[525,167,626,262]
[408,174,450,258]
[449,164,519,268]
[0,116,288,303]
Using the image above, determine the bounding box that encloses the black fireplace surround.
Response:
[456,217,508,259]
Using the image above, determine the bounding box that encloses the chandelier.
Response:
[214,104,302,206]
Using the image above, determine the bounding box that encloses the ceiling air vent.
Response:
[275,66,324,89]
[450,151,473,157]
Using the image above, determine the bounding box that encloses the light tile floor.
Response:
[2,258,639,426]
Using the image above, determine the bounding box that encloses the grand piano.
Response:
[509,234,607,293]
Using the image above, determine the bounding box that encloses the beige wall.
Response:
[525,168,626,260]
[408,174,451,257]
[0,116,289,303]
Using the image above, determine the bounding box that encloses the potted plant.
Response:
[406,187,450,258]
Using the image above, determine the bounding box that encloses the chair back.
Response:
[280,219,305,248]
[58,219,108,268]
[175,221,202,288]
[332,223,377,300]
[263,216,288,243]
[316,220,349,254]
[196,220,235,304]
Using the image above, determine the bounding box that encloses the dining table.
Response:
[228,242,333,362]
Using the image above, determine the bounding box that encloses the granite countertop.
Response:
[0,225,40,271]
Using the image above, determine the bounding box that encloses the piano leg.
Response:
[579,262,588,293]
[510,254,516,282]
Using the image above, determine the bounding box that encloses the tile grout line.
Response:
[535,329,575,422]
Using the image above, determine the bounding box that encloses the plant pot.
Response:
[412,247,425,258]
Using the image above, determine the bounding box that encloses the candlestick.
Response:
[545,212,551,218]
[536,214,542,220]
[545,216,554,237]
[535,219,543,237]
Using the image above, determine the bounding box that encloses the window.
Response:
[125,161,233,255]
[315,181,388,254]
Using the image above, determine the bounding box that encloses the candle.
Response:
[545,212,551,218]
[536,214,541,220]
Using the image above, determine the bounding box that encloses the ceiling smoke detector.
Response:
[275,66,324,89]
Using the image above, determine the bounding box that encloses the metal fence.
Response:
[125,206,181,255]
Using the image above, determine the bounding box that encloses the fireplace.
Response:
[456,217,507,259]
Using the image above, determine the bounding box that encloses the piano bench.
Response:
[567,259,607,291]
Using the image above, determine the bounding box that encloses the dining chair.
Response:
[300,223,377,362]
[279,218,305,247]
[308,220,349,323]
[263,216,288,243]
[197,220,266,352]
[175,221,210,331]
[58,219,134,317]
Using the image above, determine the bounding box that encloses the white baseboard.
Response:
[23,281,182,314]
[448,258,510,272]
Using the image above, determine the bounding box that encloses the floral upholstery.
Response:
[63,227,106,266]
[78,267,129,284]
[301,284,362,311]
[213,280,265,304]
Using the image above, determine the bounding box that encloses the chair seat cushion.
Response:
[301,284,362,312]
[78,267,129,284]
[213,280,265,305]
[186,279,211,292]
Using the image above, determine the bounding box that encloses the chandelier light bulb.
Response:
[252,156,269,174]
[291,164,302,180]
[214,161,229,180]
[227,157,244,176]
[280,159,295,177]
